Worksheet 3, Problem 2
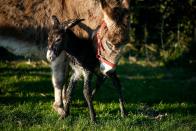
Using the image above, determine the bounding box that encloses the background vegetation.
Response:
[126,0,195,67]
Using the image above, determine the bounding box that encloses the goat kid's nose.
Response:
[46,49,56,62]
[100,62,116,76]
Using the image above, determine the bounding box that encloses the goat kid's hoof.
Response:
[53,103,66,118]
[91,118,96,123]
[63,111,70,118]
[90,113,96,123]
[58,115,65,120]
[121,111,128,118]
[58,110,69,120]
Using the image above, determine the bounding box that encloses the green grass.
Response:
[0,60,196,131]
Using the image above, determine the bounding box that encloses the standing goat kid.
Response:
[47,16,126,122]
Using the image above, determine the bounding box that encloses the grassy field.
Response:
[0,60,196,130]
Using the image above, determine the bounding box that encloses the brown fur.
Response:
[0,0,130,48]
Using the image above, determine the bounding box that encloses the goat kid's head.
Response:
[98,0,130,75]
[47,16,84,62]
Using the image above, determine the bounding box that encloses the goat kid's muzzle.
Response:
[46,49,57,62]
[46,47,62,62]
[46,43,64,62]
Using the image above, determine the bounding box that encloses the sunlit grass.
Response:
[0,60,196,130]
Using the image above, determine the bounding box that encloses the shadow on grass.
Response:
[0,109,43,127]
[0,65,53,105]
[92,63,196,104]
[0,67,50,77]
[63,63,196,116]
[1,61,196,114]
[0,95,53,105]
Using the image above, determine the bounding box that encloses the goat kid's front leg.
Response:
[51,52,67,118]
[62,63,70,107]
[109,71,127,118]
[83,71,96,122]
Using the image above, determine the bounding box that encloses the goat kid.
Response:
[47,16,126,122]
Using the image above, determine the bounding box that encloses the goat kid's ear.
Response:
[62,19,85,30]
[100,0,108,9]
[122,0,130,9]
[100,0,113,19]
[51,15,60,28]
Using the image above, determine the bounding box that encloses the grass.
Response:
[0,60,196,130]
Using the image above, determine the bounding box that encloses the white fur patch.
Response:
[50,51,66,105]
[46,49,56,62]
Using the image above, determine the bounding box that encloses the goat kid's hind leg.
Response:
[83,71,96,122]
[110,71,127,118]
[92,74,106,99]
[63,71,79,117]
[51,52,67,118]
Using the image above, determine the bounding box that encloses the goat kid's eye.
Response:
[56,38,62,43]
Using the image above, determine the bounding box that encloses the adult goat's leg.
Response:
[83,71,96,122]
[110,71,127,117]
[51,52,67,118]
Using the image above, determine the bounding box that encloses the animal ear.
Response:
[51,15,60,28]
[100,0,113,19]
[62,19,85,30]
[100,0,108,9]
[122,0,130,9]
